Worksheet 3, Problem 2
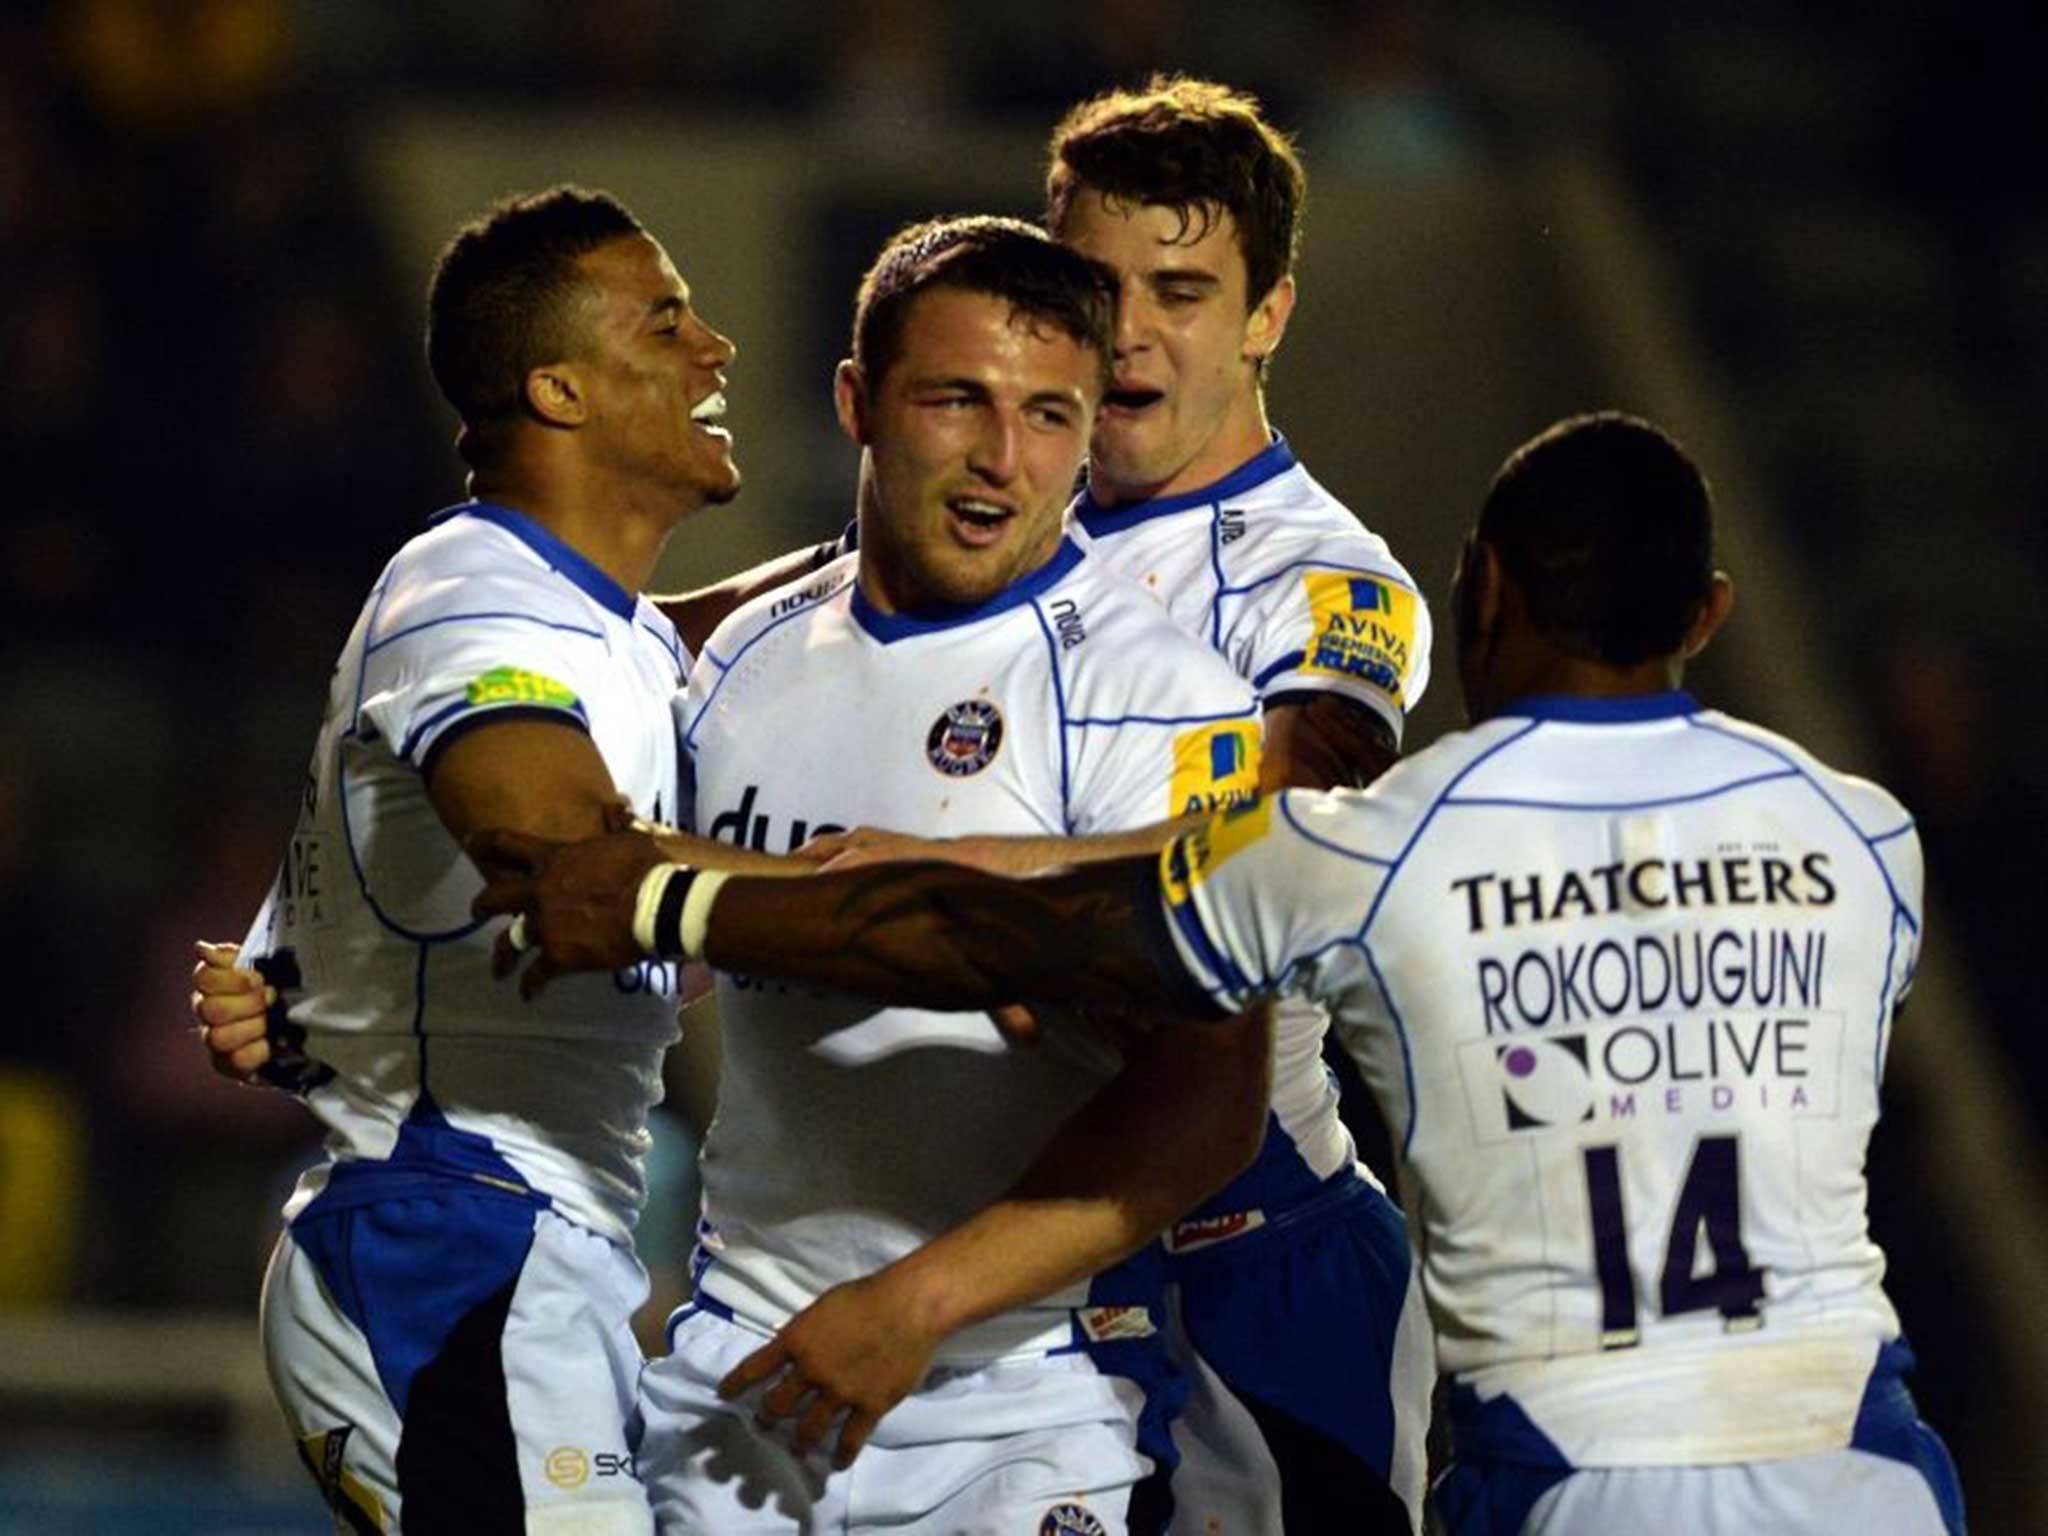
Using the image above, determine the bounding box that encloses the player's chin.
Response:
[697,458,744,506]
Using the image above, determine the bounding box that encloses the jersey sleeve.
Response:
[1234,541,1432,744]
[354,565,608,773]
[1062,618,1262,835]
[1155,789,1394,1013]
[1873,816,1925,1006]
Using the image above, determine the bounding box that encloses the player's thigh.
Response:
[264,1200,651,1535]
[853,1350,1153,1536]
[1441,1452,1960,1536]
[640,1309,1153,1536]
[1168,1187,1427,1534]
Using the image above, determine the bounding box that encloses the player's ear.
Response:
[1243,274,1296,367]
[525,364,587,428]
[1682,571,1735,660]
[833,359,868,445]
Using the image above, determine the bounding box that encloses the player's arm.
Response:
[652,538,842,653]
[719,1003,1271,1466]
[1260,690,1399,790]
[471,823,1207,1014]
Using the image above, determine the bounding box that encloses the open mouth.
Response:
[689,390,730,438]
[946,496,1015,547]
[1103,384,1164,416]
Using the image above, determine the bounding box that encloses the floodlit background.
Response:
[2,3,2043,1530]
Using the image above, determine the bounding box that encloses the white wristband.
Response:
[632,864,688,955]
[678,869,731,962]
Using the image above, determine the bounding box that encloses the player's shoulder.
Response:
[1689,708,1916,839]
[1049,550,1254,715]
[373,502,621,642]
[696,550,858,668]
[1219,450,1416,588]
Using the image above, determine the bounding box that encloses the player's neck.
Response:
[1478,646,1686,721]
[1087,391,1273,508]
[467,467,680,598]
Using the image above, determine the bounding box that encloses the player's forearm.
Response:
[915,818,1200,878]
[647,826,811,877]
[703,856,1203,1014]
[874,1006,1271,1339]
[654,539,841,652]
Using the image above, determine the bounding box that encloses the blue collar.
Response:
[851,537,1086,643]
[1502,690,1701,723]
[1074,434,1297,537]
[433,501,638,622]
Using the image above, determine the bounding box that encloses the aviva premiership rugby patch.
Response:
[927,698,1004,777]
[1301,571,1417,706]
[1161,794,1275,907]
[1169,719,1261,816]
[464,665,580,711]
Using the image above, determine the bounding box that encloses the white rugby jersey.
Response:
[240,502,687,1243]
[1074,435,1433,1221]
[682,539,1260,1362]
[1160,692,1921,1467]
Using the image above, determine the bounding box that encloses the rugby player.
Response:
[185,186,829,1534]
[481,412,1964,1536]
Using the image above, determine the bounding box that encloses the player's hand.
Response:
[469,825,668,998]
[716,1269,939,1469]
[791,826,940,871]
[190,940,275,1082]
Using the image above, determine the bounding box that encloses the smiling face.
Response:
[1055,188,1293,506]
[572,232,740,513]
[841,285,1098,612]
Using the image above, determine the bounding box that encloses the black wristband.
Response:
[651,866,700,959]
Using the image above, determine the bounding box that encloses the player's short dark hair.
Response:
[1479,412,1715,667]
[1045,75,1305,309]
[851,215,1117,395]
[426,186,645,442]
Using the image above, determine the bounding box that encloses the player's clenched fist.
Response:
[469,824,668,996]
[190,940,275,1081]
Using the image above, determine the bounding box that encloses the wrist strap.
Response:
[633,863,732,961]
[633,864,693,957]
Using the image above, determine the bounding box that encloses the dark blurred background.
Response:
[2,2,2043,1531]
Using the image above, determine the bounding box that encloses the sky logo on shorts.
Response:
[1302,570,1416,706]
[1041,1506,1108,1536]
[1170,720,1261,815]
[927,698,1004,777]
[464,665,580,711]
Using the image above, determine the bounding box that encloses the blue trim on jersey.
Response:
[1219,558,1422,604]
[1869,819,1916,845]
[1361,942,1424,1158]
[1684,716,1920,933]
[450,501,639,622]
[337,578,492,946]
[1171,890,1256,1000]
[1251,649,1308,690]
[364,609,608,656]
[1439,766,1799,813]
[682,587,846,749]
[1500,689,1700,723]
[1356,722,1544,943]
[1073,434,1297,537]
[1280,793,1396,868]
[640,615,686,676]
[1207,503,1229,651]
[1065,703,1261,729]
[1028,600,1076,832]
[848,537,1087,642]
[1851,1339,1967,1535]
[1874,911,1904,1091]
[397,695,591,766]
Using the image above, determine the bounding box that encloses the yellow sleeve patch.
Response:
[464,666,580,710]
[1301,572,1417,706]
[1160,795,1276,906]
[1169,719,1262,817]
